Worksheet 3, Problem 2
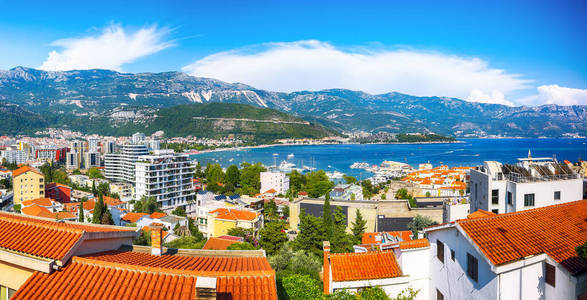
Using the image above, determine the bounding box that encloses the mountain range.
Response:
[1,66,585,138]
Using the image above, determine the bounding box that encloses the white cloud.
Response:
[518,85,587,106]
[467,89,514,106]
[182,40,531,104]
[40,24,173,71]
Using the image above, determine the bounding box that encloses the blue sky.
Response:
[0,0,586,106]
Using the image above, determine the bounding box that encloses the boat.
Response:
[278,160,296,172]
[287,153,295,159]
[326,171,344,179]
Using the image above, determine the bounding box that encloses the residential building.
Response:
[207,208,262,238]
[103,140,116,154]
[131,132,146,144]
[425,201,587,300]
[45,182,72,203]
[104,143,149,183]
[1,148,27,164]
[12,166,44,206]
[260,171,289,195]
[202,236,244,250]
[329,183,363,201]
[323,239,431,299]
[83,151,101,168]
[109,182,134,199]
[134,149,195,210]
[470,156,582,214]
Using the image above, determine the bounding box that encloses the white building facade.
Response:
[470,158,582,214]
[260,171,290,195]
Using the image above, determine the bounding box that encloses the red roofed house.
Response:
[323,238,431,298]
[208,208,263,238]
[0,212,278,299]
[425,200,587,300]
[45,182,72,203]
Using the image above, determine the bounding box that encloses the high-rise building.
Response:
[104,144,149,183]
[470,155,582,214]
[84,152,101,168]
[88,138,100,152]
[1,148,28,164]
[134,150,194,209]
[260,171,290,194]
[103,140,116,154]
[131,132,146,145]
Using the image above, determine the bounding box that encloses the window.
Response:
[467,253,478,282]
[507,191,513,205]
[524,194,535,207]
[491,209,499,214]
[450,249,455,261]
[545,263,556,287]
[554,191,561,201]
[437,240,444,263]
[436,289,444,300]
[491,189,499,204]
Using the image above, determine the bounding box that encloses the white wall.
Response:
[510,179,583,212]
[428,228,498,300]
[332,277,410,298]
[395,247,431,300]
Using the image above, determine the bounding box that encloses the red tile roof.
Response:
[217,235,244,242]
[362,231,412,244]
[0,212,132,261]
[12,165,43,177]
[103,196,124,207]
[203,237,241,250]
[150,212,167,219]
[21,204,55,219]
[329,251,402,282]
[83,250,274,275]
[467,209,496,219]
[399,238,430,250]
[122,212,149,223]
[13,255,277,300]
[210,208,258,221]
[458,200,587,275]
[22,197,53,207]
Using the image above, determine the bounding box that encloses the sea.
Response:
[191,138,587,178]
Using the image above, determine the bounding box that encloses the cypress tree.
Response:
[322,196,333,241]
[78,199,85,223]
[92,194,104,224]
[351,209,367,243]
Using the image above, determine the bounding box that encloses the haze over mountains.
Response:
[0,66,585,138]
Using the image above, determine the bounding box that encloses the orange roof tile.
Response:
[103,196,124,207]
[13,255,277,300]
[150,212,167,219]
[12,165,43,177]
[53,211,77,220]
[0,212,129,261]
[399,238,430,250]
[82,200,95,211]
[329,251,402,282]
[203,237,241,250]
[458,201,587,275]
[264,188,277,194]
[210,208,258,221]
[122,212,148,223]
[84,250,274,276]
[22,197,53,207]
[467,209,496,219]
[21,204,55,219]
[361,231,412,244]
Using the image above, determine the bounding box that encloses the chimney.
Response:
[195,276,217,299]
[150,223,163,256]
[323,241,331,295]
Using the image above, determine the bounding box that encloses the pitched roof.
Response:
[83,250,273,275]
[150,212,167,219]
[12,256,278,300]
[362,231,412,244]
[103,196,124,207]
[457,200,587,275]
[12,165,43,177]
[0,212,133,261]
[399,238,430,250]
[209,208,258,221]
[203,237,241,250]
[329,251,402,282]
[22,197,53,207]
[21,204,57,219]
[122,212,149,223]
[467,209,496,219]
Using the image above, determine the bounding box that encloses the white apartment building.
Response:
[104,144,149,183]
[260,171,290,195]
[425,200,586,300]
[84,151,101,168]
[0,148,27,164]
[134,149,195,210]
[470,156,582,214]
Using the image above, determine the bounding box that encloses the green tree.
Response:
[133,196,161,214]
[322,196,333,241]
[407,215,438,237]
[227,242,256,250]
[289,250,322,279]
[13,204,21,213]
[239,162,266,195]
[205,163,225,184]
[381,194,387,200]
[171,206,186,217]
[357,286,390,299]
[88,167,104,179]
[187,217,204,241]
[78,198,86,223]
[292,210,324,257]
[351,209,367,243]
[97,182,110,196]
[304,170,334,198]
[392,287,419,300]
[194,161,204,178]
[282,205,290,218]
[225,165,240,187]
[264,199,278,220]
[72,169,82,175]
[576,241,587,260]
[92,194,105,224]
[259,221,288,255]
[281,274,323,300]
[101,207,114,225]
[343,175,357,184]
[165,236,206,249]
[287,170,306,195]
[331,206,354,253]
